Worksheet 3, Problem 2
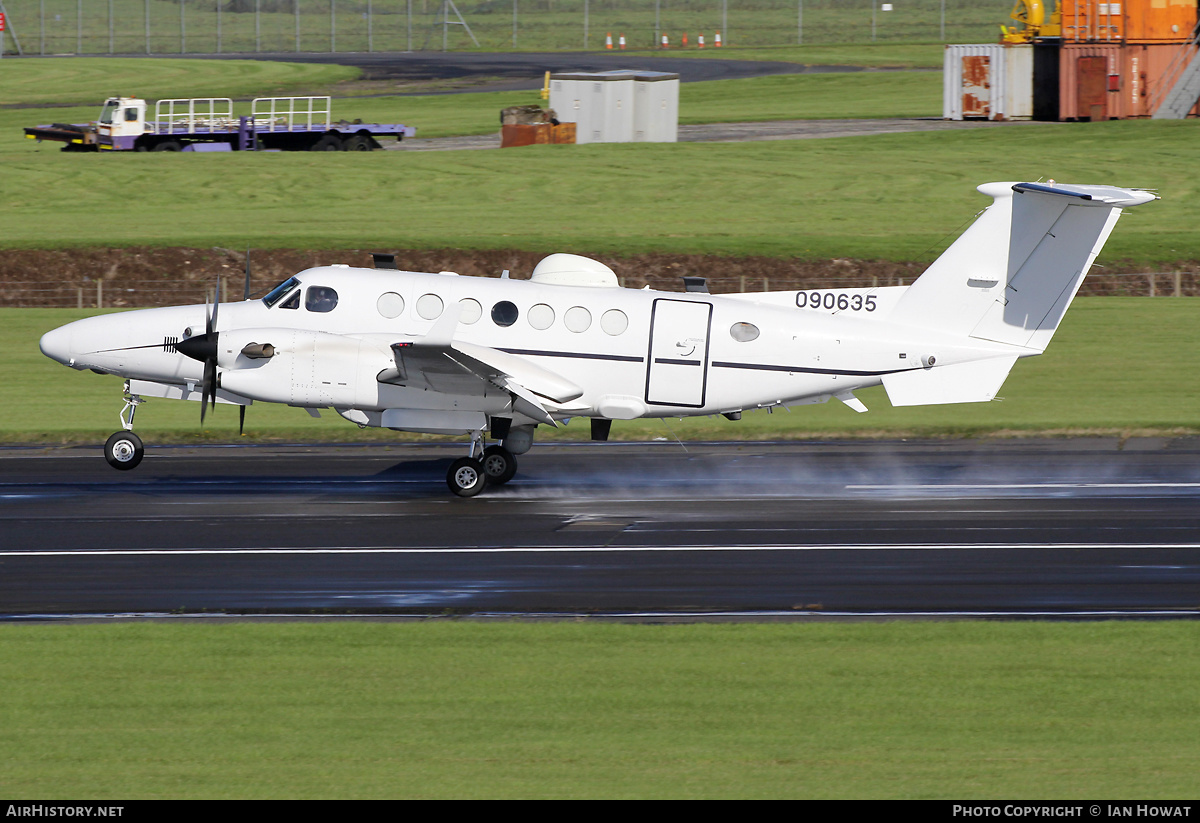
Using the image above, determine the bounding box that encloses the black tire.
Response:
[344,135,374,152]
[447,457,487,497]
[104,431,144,471]
[481,445,517,486]
[152,141,183,152]
[310,134,344,152]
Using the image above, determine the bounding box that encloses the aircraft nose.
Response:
[39,324,74,366]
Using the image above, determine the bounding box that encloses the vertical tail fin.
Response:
[890,182,1157,352]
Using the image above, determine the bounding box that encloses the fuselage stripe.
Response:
[711,360,914,377]
[499,347,643,363]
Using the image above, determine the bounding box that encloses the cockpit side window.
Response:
[279,290,301,310]
[305,286,338,313]
[263,277,301,308]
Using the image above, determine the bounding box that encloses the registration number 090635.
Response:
[795,291,877,312]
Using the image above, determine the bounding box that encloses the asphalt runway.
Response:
[212,49,834,93]
[2,440,1198,619]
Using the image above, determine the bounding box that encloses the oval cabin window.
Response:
[601,309,628,336]
[377,292,405,319]
[416,293,444,320]
[491,301,519,327]
[730,322,760,342]
[564,306,592,333]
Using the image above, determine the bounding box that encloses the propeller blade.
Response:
[200,358,216,425]
[239,405,246,436]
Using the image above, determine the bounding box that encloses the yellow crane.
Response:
[1001,0,1063,43]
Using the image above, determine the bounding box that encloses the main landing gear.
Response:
[446,435,518,497]
[104,383,145,471]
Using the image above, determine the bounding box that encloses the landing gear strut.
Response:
[105,381,145,471]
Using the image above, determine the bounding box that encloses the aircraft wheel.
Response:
[481,445,517,485]
[447,457,487,497]
[104,431,144,471]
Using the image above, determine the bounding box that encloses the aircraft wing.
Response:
[375,311,583,426]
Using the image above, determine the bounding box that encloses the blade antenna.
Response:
[243,247,252,301]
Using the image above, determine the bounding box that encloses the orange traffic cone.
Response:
[698,33,705,48]
[605,32,613,49]
[619,33,626,49]
[682,32,688,47]
[715,30,722,47]
[661,33,668,48]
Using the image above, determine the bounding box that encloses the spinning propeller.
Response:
[174,292,220,425]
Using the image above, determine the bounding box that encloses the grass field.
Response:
[8,298,1199,444]
[7,111,1200,262]
[1,621,1198,799]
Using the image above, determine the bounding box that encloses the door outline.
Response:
[644,298,713,408]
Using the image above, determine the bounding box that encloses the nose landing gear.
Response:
[105,381,145,471]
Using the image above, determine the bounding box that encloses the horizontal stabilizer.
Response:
[881,356,1018,407]
[889,182,1157,352]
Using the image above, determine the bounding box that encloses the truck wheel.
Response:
[152,141,183,152]
[310,135,344,151]
[344,135,374,152]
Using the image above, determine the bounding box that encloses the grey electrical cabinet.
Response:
[549,70,679,144]
[631,71,679,142]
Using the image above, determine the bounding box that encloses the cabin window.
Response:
[263,277,300,307]
[279,290,301,310]
[730,322,759,342]
[377,292,405,319]
[416,293,444,320]
[306,286,338,313]
[459,298,482,324]
[601,309,628,336]
[564,306,591,333]
[491,301,519,327]
[528,303,555,330]
[125,107,139,122]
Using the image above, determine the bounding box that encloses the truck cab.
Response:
[96,97,147,148]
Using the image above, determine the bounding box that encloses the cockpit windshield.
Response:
[98,101,118,125]
[263,277,301,308]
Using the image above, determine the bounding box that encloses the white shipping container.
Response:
[943,44,1033,121]
[550,70,679,144]
[632,71,679,142]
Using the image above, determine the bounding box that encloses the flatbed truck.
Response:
[24,96,415,152]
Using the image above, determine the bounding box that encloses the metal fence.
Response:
[4,271,1197,308]
[0,1,1014,56]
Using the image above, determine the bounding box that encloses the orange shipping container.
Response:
[1059,41,1200,119]
[1060,43,1126,118]
[1059,0,1196,43]
[1124,41,1200,115]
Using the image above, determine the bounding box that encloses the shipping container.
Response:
[1058,41,1200,118]
[943,44,1033,121]
[1033,42,1062,120]
[1059,0,1196,43]
[549,70,679,144]
[1059,43,1126,118]
[1125,41,1200,115]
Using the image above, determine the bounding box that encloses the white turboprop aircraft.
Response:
[40,181,1155,495]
